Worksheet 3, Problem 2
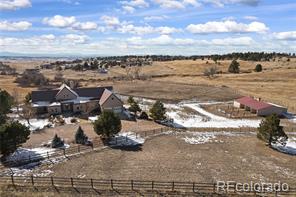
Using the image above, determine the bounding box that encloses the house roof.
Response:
[99,89,122,105]
[31,84,113,103]
[235,96,272,110]
[56,84,79,98]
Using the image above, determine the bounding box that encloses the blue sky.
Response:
[0,0,295,56]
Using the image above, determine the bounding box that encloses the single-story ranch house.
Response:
[233,96,287,116]
[31,84,123,115]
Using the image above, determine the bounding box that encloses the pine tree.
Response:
[0,89,13,114]
[0,121,30,157]
[129,101,142,114]
[127,96,135,105]
[228,60,240,73]
[257,114,287,146]
[93,111,122,139]
[51,134,64,148]
[139,111,149,120]
[149,100,166,121]
[255,64,263,72]
[75,126,88,144]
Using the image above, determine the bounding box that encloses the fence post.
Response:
[71,177,74,188]
[131,180,134,190]
[51,177,54,187]
[31,175,34,186]
[152,181,154,190]
[110,179,113,189]
[172,181,174,191]
[91,178,94,189]
[47,151,49,159]
[63,149,66,156]
[11,174,14,186]
[192,182,195,192]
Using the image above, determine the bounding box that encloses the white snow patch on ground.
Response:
[166,103,261,128]
[109,132,145,146]
[183,133,216,144]
[180,131,254,144]
[88,115,99,122]
[272,137,296,155]
[10,167,53,177]
[18,119,51,131]
[6,147,56,163]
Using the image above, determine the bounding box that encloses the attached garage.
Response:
[99,89,124,114]
[234,96,287,116]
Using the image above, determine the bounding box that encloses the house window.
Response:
[77,106,80,110]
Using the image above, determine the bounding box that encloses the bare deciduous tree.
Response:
[203,66,218,78]
[21,104,36,126]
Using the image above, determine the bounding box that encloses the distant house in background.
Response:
[233,96,287,116]
[31,84,123,116]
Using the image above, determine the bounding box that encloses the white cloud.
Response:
[127,35,253,46]
[273,31,296,41]
[144,15,169,21]
[43,15,76,28]
[0,0,31,10]
[1,34,295,55]
[40,34,56,40]
[244,15,258,20]
[186,20,268,34]
[72,21,98,30]
[154,0,185,9]
[0,20,31,31]
[100,15,120,27]
[99,15,180,35]
[122,5,136,13]
[43,15,99,31]
[156,26,182,34]
[183,0,201,7]
[121,0,149,8]
[121,0,149,14]
[60,0,80,5]
[202,0,260,7]
[211,36,254,45]
[62,34,89,44]
[117,23,181,35]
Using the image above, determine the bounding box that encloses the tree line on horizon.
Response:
[43,52,294,68]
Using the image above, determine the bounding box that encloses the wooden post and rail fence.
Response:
[0,175,295,196]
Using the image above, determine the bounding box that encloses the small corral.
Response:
[201,103,260,119]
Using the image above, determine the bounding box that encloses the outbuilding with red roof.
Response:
[233,96,287,116]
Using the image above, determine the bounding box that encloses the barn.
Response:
[233,96,287,116]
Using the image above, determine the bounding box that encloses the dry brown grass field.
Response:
[48,133,296,184]
[1,58,295,111]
